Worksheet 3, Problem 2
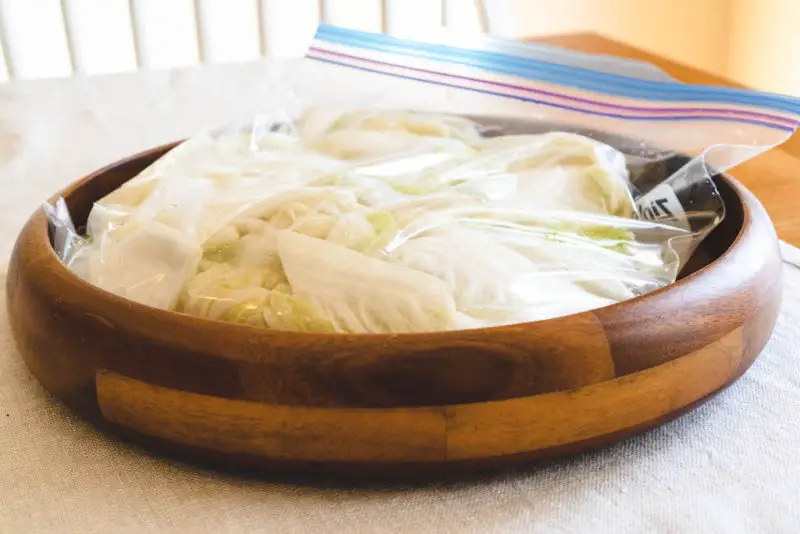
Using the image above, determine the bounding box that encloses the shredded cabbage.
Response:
[74,109,688,333]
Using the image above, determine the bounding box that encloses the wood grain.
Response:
[445,327,743,460]
[6,119,783,474]
[97,371,448,463]
[531,32,800,247]
[96,326,741,464]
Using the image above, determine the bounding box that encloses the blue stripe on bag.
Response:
[314,24,800,116]
[308,55,796,132]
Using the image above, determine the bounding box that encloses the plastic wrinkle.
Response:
[43,24,800,334]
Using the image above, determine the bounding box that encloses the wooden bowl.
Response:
[7,142,782,477]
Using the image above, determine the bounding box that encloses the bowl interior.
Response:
[21,125,768,417]
[15,125,775,474]
[53,129,744,282]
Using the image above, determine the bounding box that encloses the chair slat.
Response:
[442,0,482,32]
[480,0,515,36]
[128,0,147,67]
[0,4,16,79]
[257,0,268,56]
[321,0,382,32]
[384,0,443,37]
[126,0,200,69]
[0,0,505,79]
[57,0,137,75]
[194,0,260,63]
[193,0,208,63]
[59,0,79,72]
[0,0,72,79]
[262,0,319,57]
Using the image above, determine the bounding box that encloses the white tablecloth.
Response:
[1,62,799,533]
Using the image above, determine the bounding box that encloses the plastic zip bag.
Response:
[47,24,800,333]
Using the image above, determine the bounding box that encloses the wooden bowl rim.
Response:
[29,142,751,346]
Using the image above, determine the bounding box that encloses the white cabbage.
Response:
[277,230,464,333]
[74,109,686,332]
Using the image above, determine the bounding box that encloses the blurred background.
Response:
[0,0,796,95]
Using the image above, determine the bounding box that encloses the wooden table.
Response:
[532,33,800,247]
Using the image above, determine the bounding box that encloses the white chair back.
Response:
[0,0,512,81]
